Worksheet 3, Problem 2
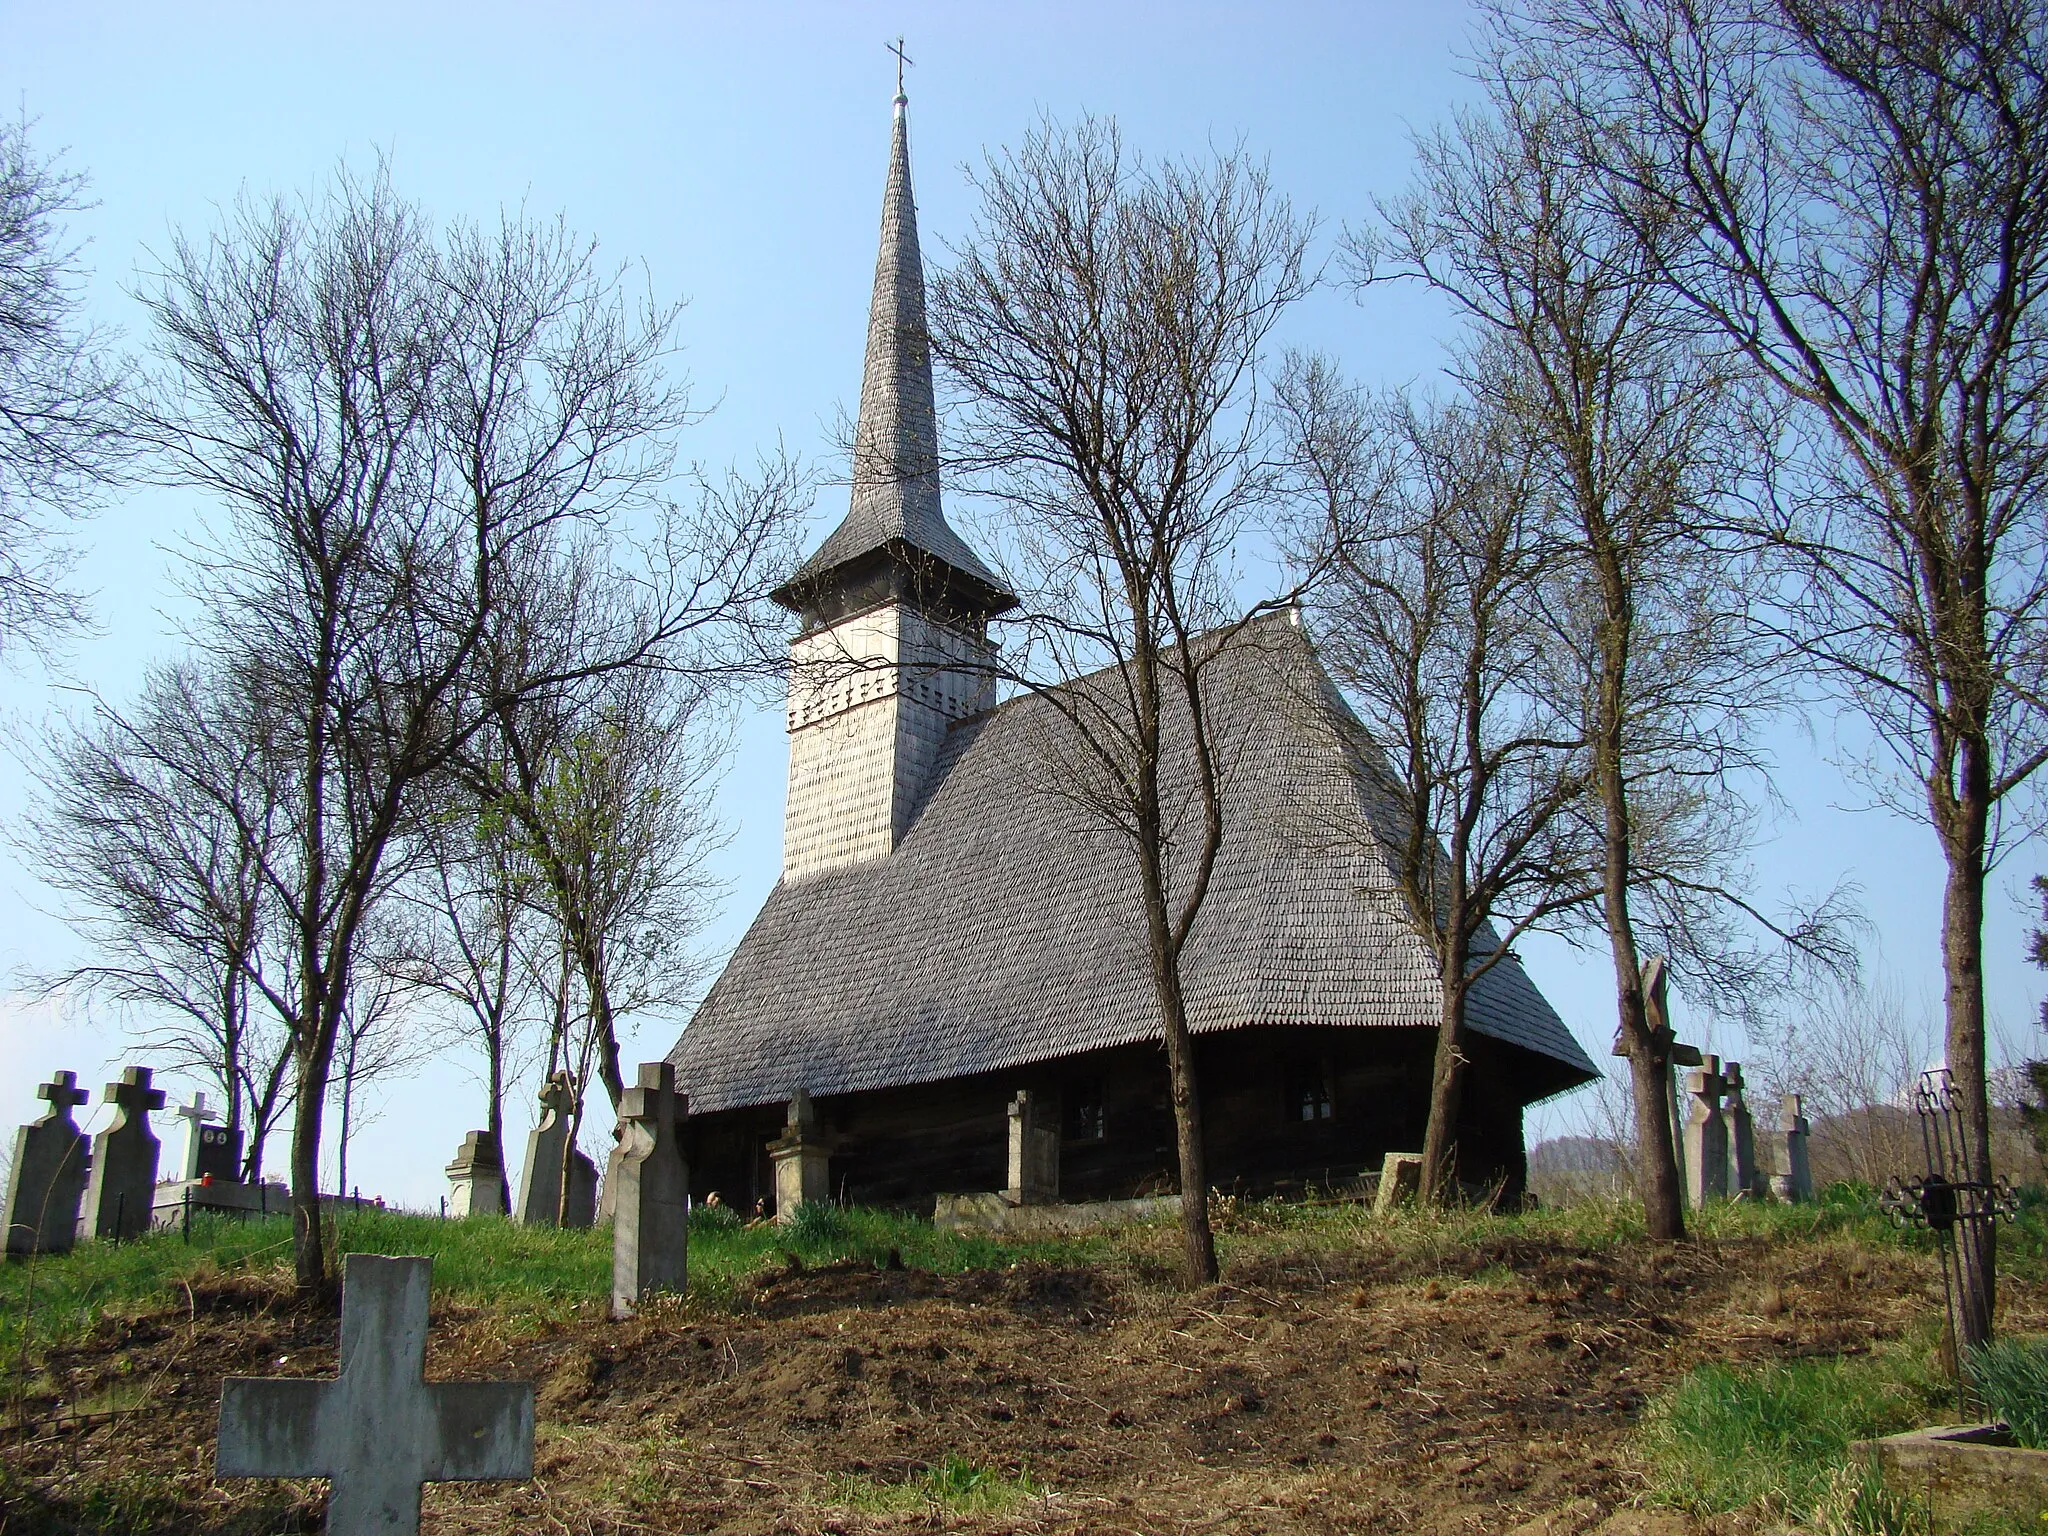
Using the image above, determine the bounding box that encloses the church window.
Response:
[1067,1081,1107,1142]
[1286,1062,1333,1123]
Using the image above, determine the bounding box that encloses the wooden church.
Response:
[664,89,1596,1215]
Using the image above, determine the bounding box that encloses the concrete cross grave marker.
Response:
[3,1070,91,1255]
[83,1065,165,1241]
[611,1061,688,1318]
[1772,1093,1813,1202]
[175,1091,222,1180]
[217,1253,534,1536]
[1683,1056,1729,1208]
[1722,1061,1760,1199]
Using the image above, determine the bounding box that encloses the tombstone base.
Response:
[1850,1423,2048,1528]
[151,1179,289,1227]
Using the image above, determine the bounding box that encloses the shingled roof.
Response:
[669,615,1598,1115]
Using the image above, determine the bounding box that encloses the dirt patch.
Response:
[1,1228,2037,1533]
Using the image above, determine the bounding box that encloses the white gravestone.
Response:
[610,1062,689,1319]
[175,1091,222,1181]
[769,1089,830,1221]
[1771,1093,1814,1202]
[444,1131,507,1219]
[3,1071,91,1256]
[217,1253,533,1536]
[1005,1090,1059,1205]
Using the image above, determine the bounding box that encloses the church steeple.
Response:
[776,86,1010,884]
[771,87,1014,630]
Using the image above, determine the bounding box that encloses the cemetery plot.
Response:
[3,1202,2040,1535]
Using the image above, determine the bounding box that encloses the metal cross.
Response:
[1879,1067,2020,1395]
[888,36,913,96]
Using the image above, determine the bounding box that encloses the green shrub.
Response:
[1967,1336,2048,1448]
[786,1198,848,1245]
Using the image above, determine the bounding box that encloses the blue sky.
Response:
[0,2,2033,1205]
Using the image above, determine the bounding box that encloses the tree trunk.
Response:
[1596,734,1684,1240]
[289,1037,333,1294]
[1941,797,1996,1350]
[1420,933,1472,1203]
[1156,961,1217,1285]
[1625,1025,1684,1239]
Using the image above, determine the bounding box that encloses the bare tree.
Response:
[385,772,544,1164]
[931,115,1316,1283]
[473,622,728,1123]
[0,114,129,654]
[1510,0,2048,1332]
[327,956,429,1200]
[24,662,298,1182]
[1359,54,1830,1239]
[129,166,800,1292]
[1753,974,1935,1187]
[1291,373,1592,1201]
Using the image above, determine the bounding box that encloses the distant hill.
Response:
[1528,1136,1629,1176]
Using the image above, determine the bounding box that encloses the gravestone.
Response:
[1005,1090,1059,1206]
[610,1062,689,1318]
[561,1147,597,1228]
[217,1253,533,1536]
[82,1066,165,1241]
[1374,1151,1424,1214]
[175,1091,240,1182]
[443,1132,506,1218]
[769,1090,830,1221]
[1722,1061,1761,1198]
[1683,1057,1729,1207]
[1771,1092,1813,1202]
[515,1072,594,1228]
[3,1071,91,1256]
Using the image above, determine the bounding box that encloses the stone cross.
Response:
[1005,1090,1059,1206]
[176,1091,222,1181]
[3,1071,91,1256]
[1722,1061,1760,1198]
[1771,1092,1814,1202]
[1683,1056,1729,1208]
[610,1062,689,1318]
[83,1066,165,1241]
[515,1071,594,1228]
[770,1089,830,1221]
[218,1254,533,1536]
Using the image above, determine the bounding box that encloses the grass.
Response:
[826,1454,1041,1515]
[1967,1336,2048,1448]
[0,1199,1101,1366]
[1643,1346,1947,1519]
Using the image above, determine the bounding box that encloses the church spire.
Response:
[772,83,1014,627]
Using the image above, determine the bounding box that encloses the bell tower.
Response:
[772,87,1015,883]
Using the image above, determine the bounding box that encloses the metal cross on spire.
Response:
[888,36,913,99]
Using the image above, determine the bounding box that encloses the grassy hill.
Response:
[2,1188,2045,1534]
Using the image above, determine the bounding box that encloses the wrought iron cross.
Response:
[888,36,913,96]
[1879,1067,2019,1396]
